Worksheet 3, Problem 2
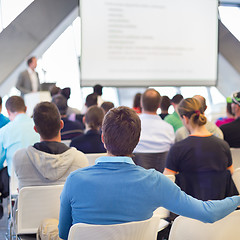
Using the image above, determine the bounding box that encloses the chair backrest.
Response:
[133,152,168,173]
[85,153,107,166]
[169,210,240,240]
[68,215,160,240]
[230,148,240,169]
[232,168,240,193]
[16,185,64,235]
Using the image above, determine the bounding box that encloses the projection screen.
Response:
[80,0,218,87]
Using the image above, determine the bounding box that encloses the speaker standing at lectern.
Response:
[16,56,40,96]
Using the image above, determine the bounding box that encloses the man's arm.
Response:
[58,177,73,240]
[154,173,240,223]
[16,72,30,95]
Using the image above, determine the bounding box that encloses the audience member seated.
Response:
[70,106,106,154]
[60,87,81,116]
[58,106,240,240]
[101,101,114,115]
[175,95,223,142]
[49,84,61,97]
[132,93,142,114]
[164,94,184,132]
[215,97,235,127]
[133,89,174,172]
[52,94,84,140]
[220,92,240,148]
[13,102,88,190]
[0,96,40,176]
[0,96,10,128]
[94,84,104,106]
[78,92,98,119]
[159,95,171,120]
[164,97,238,201]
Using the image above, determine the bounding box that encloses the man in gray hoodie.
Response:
[13,102,89,190]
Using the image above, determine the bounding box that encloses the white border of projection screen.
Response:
[80,0,218,87]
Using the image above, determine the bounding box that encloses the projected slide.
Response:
[81,0,218,87]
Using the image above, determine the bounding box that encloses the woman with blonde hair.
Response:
[164,97,238,200]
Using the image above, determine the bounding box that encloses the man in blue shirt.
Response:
[0,96,40,176]
[59,106,240,240]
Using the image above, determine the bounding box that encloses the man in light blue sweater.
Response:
[58,106,240,240]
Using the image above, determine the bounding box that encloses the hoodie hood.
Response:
[26,145,78,181]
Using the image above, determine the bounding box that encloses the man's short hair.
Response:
[85,93,98,108]
[0,97,2,106]
[33,102,61,139]
[102,106,141,156]
[101,101,114,114]
[85,106,104,130]
[93,84,103,96]
[27,56,36,66]
[141,89,161,112]
[160,96,171,111]
[52,94,68,115]
[5,96,26,113]
[193,95,207,112]
[171,94,183,105]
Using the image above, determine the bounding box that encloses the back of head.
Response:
[102,106,141,156]
[5,96,26,113]
[0,96,2,107]
[160,96,171,111]
[101,101,114,114]
[33,102,61,140]
[85,93,98,108]
[226,97,234,116]
[85,106,104,130]
[178,98,207,126]
[171,94,183,105]
[93,84,103,96]
[141,89,161,112]
[52,94,68,115]
[49,85,61,97]
[60,88,71,100]
[193,95,207,112]
[133,93,142,108]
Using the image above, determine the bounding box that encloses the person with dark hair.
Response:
[220,91,240,147]
[101,101,114,115]
[0,96,40,176]
[52,94,84,140]
[49,85,61,97]
[132,93,142,114]
[12,102,88,189]
[164,94,184,132]
[215,97,235,127]
[159,95,171,119]
[93,84,104,106]
[133,89,174,172]
[164,98,237,200]
[58,106,240,240]
[0,97,9,128]
[16,56,40,96]
[70,106,106,153]
[175,95,223,142]
[60,87,81,116]
[85,93,98,108]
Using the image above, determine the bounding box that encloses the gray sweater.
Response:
[13,145,88,190]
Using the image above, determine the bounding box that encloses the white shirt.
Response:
[27,67,38,92]
[134,113,175,153]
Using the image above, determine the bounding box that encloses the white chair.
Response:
[168,210,240,240]
[230,148,240,170]
[232,168,240,193]
[85,153,107,166]
[61,140,71,147]
[68,215,160,240]
[14,185,63,237]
